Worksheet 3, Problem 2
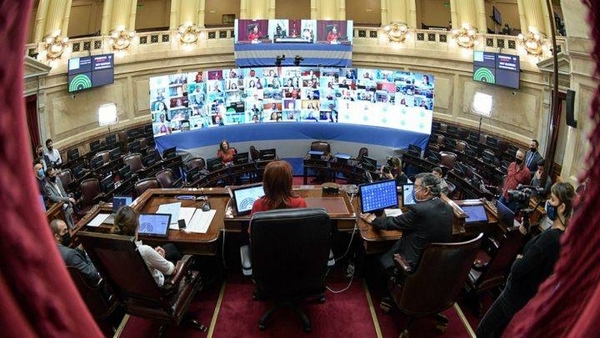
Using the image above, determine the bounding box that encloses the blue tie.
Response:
[527,152,533,167]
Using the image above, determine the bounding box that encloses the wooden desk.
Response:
[74,188,229,255]
[223,185,357,232]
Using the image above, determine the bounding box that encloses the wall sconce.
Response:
[517,31,545,56]
[177,23,200,44]
[109,27,135,51]
[384,23,409,43]
[452,26,477,48]
[42,30,69,60]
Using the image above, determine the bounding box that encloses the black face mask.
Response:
[60,233,71,246]
[515,158,523,165]
[49,176,57,183]
[47,146,53,151]
[530,147,537,152]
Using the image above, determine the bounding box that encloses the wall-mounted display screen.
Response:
[67,53,114,93]
[235,19,353,45]
[148,67,435,138]
[473,51,520,89]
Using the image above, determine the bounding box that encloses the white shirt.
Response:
[135,240,175,286]
[44,148,62,166]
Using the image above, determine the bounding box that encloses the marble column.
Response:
[33,0,72,41]
[240,0,270,19]
[101,0,136,33]
[381,0,415,27]
[450,0,482,30]
[518,0,550,36]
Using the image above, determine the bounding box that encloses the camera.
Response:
[382,166,390,174]
[507,184,545,209]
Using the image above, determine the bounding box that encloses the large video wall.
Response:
[148,67,435,137]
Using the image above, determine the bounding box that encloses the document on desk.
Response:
[88,213,110,227]
[157,202,181,224]
[168,207,197,230]
[186,209,216,233]
[384,208,403,217]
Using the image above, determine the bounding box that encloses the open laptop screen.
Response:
[462,204,488,224]
[360,179,398,213]
[138,213,171,237]
[112,196,133,213]
[496,200,516,227]
[232,184,265,215]
[402,184,416,206]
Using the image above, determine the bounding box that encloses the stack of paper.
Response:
[186,209,217,234]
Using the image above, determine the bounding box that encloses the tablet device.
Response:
[232,184,265,215]
[402,184,417,206]
[462,204,488,224]
[360,179,398,213]
[138,213,171,237]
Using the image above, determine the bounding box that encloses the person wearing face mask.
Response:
[360,172,453,313]
[44,138,62,168]
[524,139,543,174]
[45,167,76,229]
[50,219,100,284]
[477,182,575,338]
[34,162,47,196]
[499,149,532,213]
[34,144,47,171]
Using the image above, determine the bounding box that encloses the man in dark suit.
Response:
[45,167,76,229]
[360,172,454,312]
[525,139,543,173]
[50,219,100,284]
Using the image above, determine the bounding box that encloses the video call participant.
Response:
[50,219,100,284]
[44,138,62,167]
[251,160,307,214]
[360,172,453,313]
[217,139,236,165]
[111,206,182,287]
[247,24,262,41]
[499,149,532,213]
[476,182,576,338]
[45,167,76,229]
[327,25,341,43]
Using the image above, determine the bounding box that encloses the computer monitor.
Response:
[308,150,324,159]
[109,148,121,161]
[360,156,377,171]
[162,146,177,159]
[118,165,132,181]
[128,141,141,154]
[143,154,156,167]
[186,167,202,183]
[89,140,102,153]
[138,213,171,237]
[232,183,265,215]
[360,179,398,213]
[496,199,516,227]
[105,134,117,146]
[100,175,115,192]
[112,196,132,213]
[259,148,277,161]
[67,148,80,161]
[72,164,86,179]
[206,157,224,171]
[486,136,499,148]
[402,184,417,206]
[233,152,250,165]
[90,156,104,170]
[462,204,489,224]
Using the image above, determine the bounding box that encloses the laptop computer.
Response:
[496,200,516,227]
[138,213,171,237]
[104,196,133,224]
[232,184,265,215]
[402,184,416,206]
[462,204,489,224]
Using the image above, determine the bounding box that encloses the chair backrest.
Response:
[250,208,331,299]
[123,153,145,173]
[56,169,74,189]
[310,141,331,156]
[456,141,467,153]
[134,178,160,198]
[156,169,176,188]
[395,233,483,316]
[439,151,457,169]
[356,147,369,161]
[67,267,117,319]
[93,151,111,165]
[475,228,525,291]
[80,178,102,207]
[249,146,260,161]
[186,157,205,171]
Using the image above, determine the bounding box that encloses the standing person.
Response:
[44,138,62,167]
[525,139,543,173]
[217,139,236,165]
[34,162,46,196]
[45,167,77,229]
[251,160,307,214]
[50,219,100,284]
[111,206,181,287]
[499,149,532,212]
[476,182,576,338]
[34,144,47,170]
[360,173,453,312]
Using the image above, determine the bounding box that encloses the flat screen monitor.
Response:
[462,204,488,224]
[232,184,265,215]
[128,141,141,154]
[67,148,80,161]
[68,53,114,93]
[90,140,102,153]
[90,156,104,170]
[143,154,156,167]
[138,213,171,237]
[497,199,516,227]
[105,134,117,146]
[259,148,277,161]
[361,156,377,171]
[402,184,417,206]
[360,179,398,213]
[162,147,177,159]
[109,148,121,161]
[100,175,115,192]
[308,150,324,159]
[473,51,520,89]
[186,167,202,182]
[492,6,502,25]
[206,157,224,171]
[72,164,86,179]
[112,196,133,213]
[118,165,132,180]
[233,152,250,164]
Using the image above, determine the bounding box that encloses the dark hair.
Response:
[45,139,53,147]
[111,206,138,236]
[261,160,299,210]
[532,139,539,147]
[536,158,545,167]
[551,182,576,220]
[219,140,230,152]
[432,167,443,175]
[415,172,441,197]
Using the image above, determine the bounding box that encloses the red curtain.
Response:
[0,1,102,337]
[507,1,600,336]
[25,94,39,152]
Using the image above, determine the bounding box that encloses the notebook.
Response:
[138,213,171,237]
[104,196,133,224]
[232,184,265,215]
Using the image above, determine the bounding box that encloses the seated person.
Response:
[431,167,449,195]
[251,160,306,215]
[380,157,408,186]
[111,206,182,287]
[50,219,100,284]
[217,139,236,165]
